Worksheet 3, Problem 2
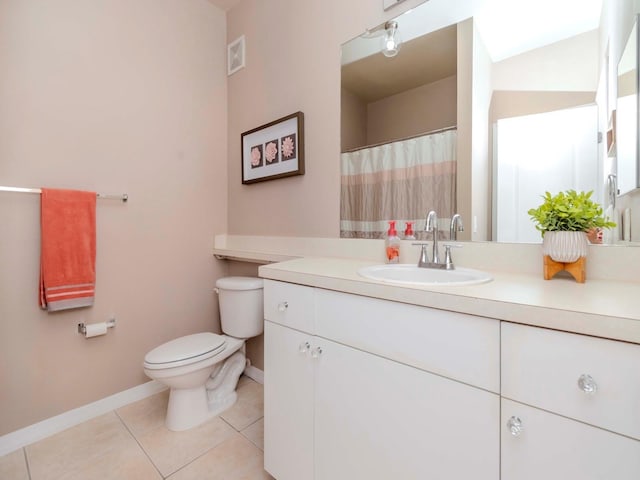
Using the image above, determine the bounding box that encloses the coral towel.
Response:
[40,188,96,311]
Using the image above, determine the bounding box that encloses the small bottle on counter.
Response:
[386,220,401,264]
[404,221,416,240]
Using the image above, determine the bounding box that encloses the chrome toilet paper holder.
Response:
[78,317,116,336]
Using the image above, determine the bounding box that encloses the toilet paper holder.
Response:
[78,317,116,336]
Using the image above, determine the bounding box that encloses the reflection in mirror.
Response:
[340,0,620,243]
[340,23,458,239]
[616,15,639,196]
[494,105,599,243]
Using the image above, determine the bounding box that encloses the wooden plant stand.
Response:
[543,255,586,283]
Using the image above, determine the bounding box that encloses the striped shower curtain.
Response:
[340,129,457,239]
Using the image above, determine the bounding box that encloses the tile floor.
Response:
[0,376,274,480]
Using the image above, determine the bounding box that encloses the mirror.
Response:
[340,0,628,242]
[617,15,639,196]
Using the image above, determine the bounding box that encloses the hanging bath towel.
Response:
[40,188,96,311]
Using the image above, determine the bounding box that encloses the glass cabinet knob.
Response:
[311,346,323,359]
[507,416,523,437]
[298,342,310,354]
[277,301,289,312]
[578,374,598,394]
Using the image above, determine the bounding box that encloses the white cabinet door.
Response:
[264,321,314,480]
[314,337,499,480]
[502,399,640,480]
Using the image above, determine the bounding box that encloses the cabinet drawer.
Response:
[315,288,500,392]
[501,399,640,480]
[502,322,640,440]
[263,280,315,333]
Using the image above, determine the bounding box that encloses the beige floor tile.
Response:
[0,448,29,480]
[26,412,160,480]
[236,374,255,389]
[241,418,264,451]
[57,444,161,480]
[167,433,273,480]
[116,389,169,437]
[220,380,264,431]
[136,416,236,477]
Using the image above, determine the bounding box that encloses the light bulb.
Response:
[381,21,401,57]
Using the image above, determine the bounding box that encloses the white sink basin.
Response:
[357,264,492,286]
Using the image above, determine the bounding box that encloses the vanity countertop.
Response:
[258,257,640,345]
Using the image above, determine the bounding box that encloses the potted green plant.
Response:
[528,190,616,263]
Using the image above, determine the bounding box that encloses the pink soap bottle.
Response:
[385,221,400,264]
[404,221,416,240]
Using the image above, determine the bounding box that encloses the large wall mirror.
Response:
[340,0,636,243]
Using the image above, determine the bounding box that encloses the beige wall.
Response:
[366,75,457,146]
[492,30,600,92]
[490,91,597,122]
[340,87,367,152]
[0,0,228,435]
[341,75,457,152]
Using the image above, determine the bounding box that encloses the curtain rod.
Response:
[0,186,128,202]
[342,125,457,154]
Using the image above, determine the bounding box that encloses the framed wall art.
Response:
[241,111,305,184]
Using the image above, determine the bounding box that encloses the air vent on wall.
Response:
[227,35,245,76]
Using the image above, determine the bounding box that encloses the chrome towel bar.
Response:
[0,185,128,202]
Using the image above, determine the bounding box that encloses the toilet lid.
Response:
[144,332,226,368]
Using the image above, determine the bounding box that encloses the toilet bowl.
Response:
[143,276,264,431]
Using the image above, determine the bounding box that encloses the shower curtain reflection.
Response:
[340,129,457,239]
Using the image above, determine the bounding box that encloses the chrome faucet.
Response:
[425,210,440,264]
[415,210,462,270]
[450,214,464,241]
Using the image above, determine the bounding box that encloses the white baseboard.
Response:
[0,380,167,457]
[1,368,265,457]
[243,364,264,384]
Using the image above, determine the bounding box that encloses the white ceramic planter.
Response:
[542,231,589,263]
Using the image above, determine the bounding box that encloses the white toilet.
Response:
[143,276,264,431]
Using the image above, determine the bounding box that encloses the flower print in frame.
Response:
[265,139,279,165]
[241,111,305,184]
[250,144,263,168]
[280,134,296,161]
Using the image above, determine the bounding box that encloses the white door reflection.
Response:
[494,104,599,243]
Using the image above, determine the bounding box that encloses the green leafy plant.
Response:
[528,190,616,235]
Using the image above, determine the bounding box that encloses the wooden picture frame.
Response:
[241,112,305,184]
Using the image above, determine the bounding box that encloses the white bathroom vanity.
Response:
[258,256,640,480]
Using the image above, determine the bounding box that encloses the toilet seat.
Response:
[144,332,226,370]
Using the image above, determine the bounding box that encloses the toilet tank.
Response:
[215,276,264,339]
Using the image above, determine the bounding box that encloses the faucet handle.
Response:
[442,244,462,270]
[413,242,430,267]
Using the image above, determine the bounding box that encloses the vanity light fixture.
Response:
[381,20,402,57]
